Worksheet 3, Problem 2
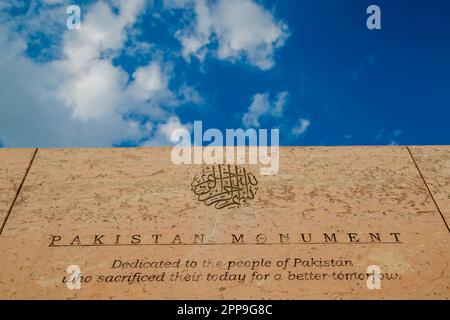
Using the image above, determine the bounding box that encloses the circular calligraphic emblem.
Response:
[191,164,258,209]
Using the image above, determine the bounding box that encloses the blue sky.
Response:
[0,0,449,147]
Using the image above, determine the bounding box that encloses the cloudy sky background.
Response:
[0,0,449,147]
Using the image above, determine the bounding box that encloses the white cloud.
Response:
[61,1,145,68]
[271,91,289,117]
[177,84,204,105]
[0,44,142,147]
[389,140,399,146]
[0,1,69,60]
[374,129,403,145]
[242,91,288,128]
[0,0,196,147]
[144,116,192,146]
[292,118,310,136]
[242,93,270,128]
[170,0,289,70]
[58,59,128,121]
[128,63,169,102]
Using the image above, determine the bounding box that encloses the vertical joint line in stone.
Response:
[406,146,450,233]
[0,148,39,236]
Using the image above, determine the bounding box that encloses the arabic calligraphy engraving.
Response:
[191,165,258,209]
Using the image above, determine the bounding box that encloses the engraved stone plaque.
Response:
[0,146,449,299]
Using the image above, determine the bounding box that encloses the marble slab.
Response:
[0,148,36,233]
[409,146,450,231]
[0,147,448,299]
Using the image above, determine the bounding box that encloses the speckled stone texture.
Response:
[0,146,448,299]
[0,149,36,231]
[410,146,450,229]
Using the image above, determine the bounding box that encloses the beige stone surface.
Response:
[409,146,450,231]
[0,148,36,232]
[0,146,449,299]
